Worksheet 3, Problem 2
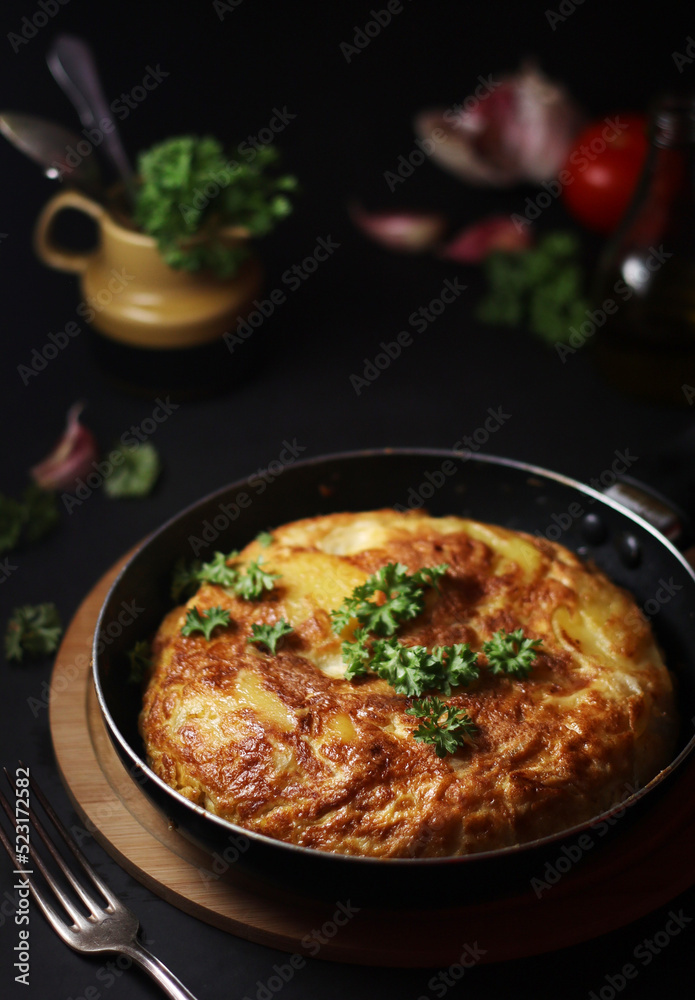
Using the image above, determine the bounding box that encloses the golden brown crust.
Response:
[140,509,678,857]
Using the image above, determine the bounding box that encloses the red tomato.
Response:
[561,114,648,235]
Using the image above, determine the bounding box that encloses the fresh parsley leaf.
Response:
[198,551,241,588]
[0,494,24,554]
[370,640,480,696]
[181,606,231,640]
[127,640,152,683]
[171,551,278,603]
[406,696,477,758]
[410,564,449,590]
[233,558,279,600]
[104,443,161,498]
[4,604,62,662]
[439,643,481,691]
[476,231,588,345]
[371,640,438,696]
[170,556,203,602]
[133,136,297,278]
[331,562,448,637]
[342,627,374,679]
[247,619,293,654]
[483,628,542,678]
[341,633,480,696]
[170,550,241,601]
[20,485,60,543]
[256,531,273,547]
[0,487,59,553]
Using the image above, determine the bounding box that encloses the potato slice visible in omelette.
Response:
[140,509,677,858]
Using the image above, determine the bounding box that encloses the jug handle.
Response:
[33,189,104,273]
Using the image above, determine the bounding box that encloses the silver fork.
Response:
[0,767,199,1000]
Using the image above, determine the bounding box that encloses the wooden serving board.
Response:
[49,554,695,967]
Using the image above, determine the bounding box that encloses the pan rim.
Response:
[92,447,695,870]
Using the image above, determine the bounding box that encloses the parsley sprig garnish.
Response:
[171,551,279,602]
[331,562,448,637]
[344,636,480,695]
[233,558,279,600]
[476,231,588,345]
[197,551,242,588]
[483,628,543,678]
[103,442,161,498]
[406,697,477,758]
[248,620,293,654]
[181,606,231,640]
[126,640,153,684]
[333,561,543,757]
[0,485,59,554]
[4,604,63,662]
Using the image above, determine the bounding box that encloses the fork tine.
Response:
[25,768,121,911]
[0,782,85,938]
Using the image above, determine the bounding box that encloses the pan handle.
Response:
[601,426,695,562]
[603,478,688,544]
[603,477,695,567]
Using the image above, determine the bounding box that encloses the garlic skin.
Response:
[350,205,447,252]
[31,402,98,493]
[414,63,584,187]
[441,215,532,263]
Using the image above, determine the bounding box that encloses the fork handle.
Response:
[119,941,200,1000]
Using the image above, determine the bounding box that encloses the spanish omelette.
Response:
[140,509,677,857]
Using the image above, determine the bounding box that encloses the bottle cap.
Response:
[650,94,695,147]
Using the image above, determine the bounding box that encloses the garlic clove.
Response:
[31,402,98,493]
[415,62,584,187]
[350,204,448,252]
[441,215,532,263]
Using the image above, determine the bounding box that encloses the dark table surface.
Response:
[2,0,695,996]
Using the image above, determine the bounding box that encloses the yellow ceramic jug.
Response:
[33,189,263,393]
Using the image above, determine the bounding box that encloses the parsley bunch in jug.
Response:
[133,136,297,277]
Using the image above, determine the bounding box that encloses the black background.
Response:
[1,0,695,997]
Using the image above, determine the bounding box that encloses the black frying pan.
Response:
[92,449,695,906]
